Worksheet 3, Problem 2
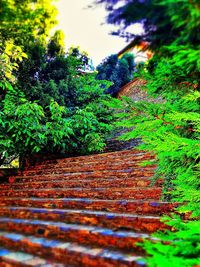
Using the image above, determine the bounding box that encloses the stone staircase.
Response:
[0,149,177,266]
[104,128,141,153]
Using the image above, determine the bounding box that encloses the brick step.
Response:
[0,148,166,266]
[0,218,154,252]
[0,187,162,200]
[25,155,155,171]
[0,232,145,267]
[22,167,155,181]
[22,166,156,177]
[27,149,152,167]
[11,170,155,183]
[24,160,155,173]
[0,198,177,215]
[0,207,167,233]
[0,246,63,267]
[0,177,162,190]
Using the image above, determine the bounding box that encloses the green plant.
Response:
[142,216,200,267]
[0,42,114,165]
[0,0,115,165]
[68,108,107,154]
[115,61,200,266]
[103,0,200,265]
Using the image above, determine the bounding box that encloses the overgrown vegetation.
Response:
[97,0,200,266]
[0,0,114,166]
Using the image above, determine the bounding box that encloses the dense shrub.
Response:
[0,41,114,166]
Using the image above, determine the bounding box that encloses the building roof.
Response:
[117,40,153,63]
[118,40,150,57]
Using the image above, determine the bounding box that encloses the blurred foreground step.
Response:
[0,246,65,266]
[0,232,146,267]
[0,217,158,251]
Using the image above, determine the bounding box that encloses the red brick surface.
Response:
[0,149,175,266]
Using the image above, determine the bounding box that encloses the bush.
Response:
[114,54,200,266]
[0,43,114,165]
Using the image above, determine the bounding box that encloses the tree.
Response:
[0,0,59,106]
[95,0,200,51]
[18,44,91,108]
[96,53,135,96]
[0,0,57,48]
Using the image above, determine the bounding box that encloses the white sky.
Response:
[54,0,142,66]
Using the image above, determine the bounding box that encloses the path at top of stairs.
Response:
[0,149,176,267]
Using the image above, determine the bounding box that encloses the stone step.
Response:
[0,246,64,266]
[0,198,176,215]
[0,218,155,252]
[0,148,167,266]
[0,207,167,232]
[105,141,139,150]
[0,187,162,200]
[27,150,152,167]
[0,232,145,267]
[23,161,155,174]
[0,177,162,190]
[25,155,155,171]
[11,170,155,183]
[22,166,156,177]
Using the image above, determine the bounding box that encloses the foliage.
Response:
[0,1,114,165]
[47,30,65,57]
[16,38,92,108]
[0,0,57,47]
[0,42,71,164]
[54,74,114,155]
[96,53,135,96]
[0,0,60,108]
[0,87,75,164]
[142,216,200,267]
[0,41,27,86]
[68,108,109,154]
[95,0,200,50]
[0,44,114,164]
[0,80,114,166]
[115,57,200,266]
[103,0,200,266]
